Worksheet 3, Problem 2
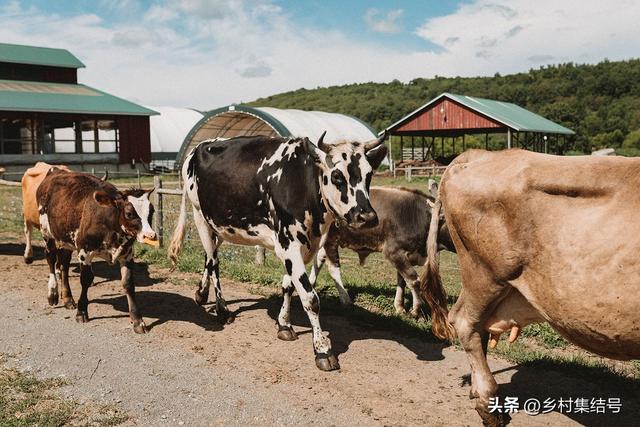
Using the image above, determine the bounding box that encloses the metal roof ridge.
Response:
[80,83,159,115]
[0,42,85,68]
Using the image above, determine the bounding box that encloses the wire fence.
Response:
[0,173,460,269]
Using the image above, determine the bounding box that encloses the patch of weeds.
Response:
[0,366,128,427]
[0,368,74,427]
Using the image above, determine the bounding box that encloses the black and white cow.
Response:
[169,132,387,371]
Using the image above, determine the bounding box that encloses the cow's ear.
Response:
[365,144,388,170]
[302,137,327,169]
[94,190,114,207]
[145,187,155,196]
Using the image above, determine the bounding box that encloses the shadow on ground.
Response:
[93,291,224,333]
[459,359,640,426]
[0,243,44,261]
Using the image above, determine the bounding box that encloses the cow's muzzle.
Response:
[139,231,159,247]
[350,210,378,228]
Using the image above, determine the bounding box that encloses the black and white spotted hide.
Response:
[168,133,387,371]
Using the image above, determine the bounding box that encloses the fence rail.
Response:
[0,171,456,269]
[393,165,447,181]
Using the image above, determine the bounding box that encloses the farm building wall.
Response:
[397,98,503,133]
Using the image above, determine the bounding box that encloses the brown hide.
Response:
[328,186,435,264]
[443,149,640,360]
[21,162,71,229]
[37,171,133,251]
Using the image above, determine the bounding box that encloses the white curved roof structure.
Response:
[255,107,376,144]
[147,106,203,155]
[178,104,378,163]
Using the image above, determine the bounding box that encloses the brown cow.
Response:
[21,162,71,263]
[37,169,158,333]
[423,149,640,426]
[309,185,455,321]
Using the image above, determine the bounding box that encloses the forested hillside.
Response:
[250,59,640,153]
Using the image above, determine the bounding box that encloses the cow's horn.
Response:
[365,130,386,151]
[317,130,331,153]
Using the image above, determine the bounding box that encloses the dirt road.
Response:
[0,242,636,426]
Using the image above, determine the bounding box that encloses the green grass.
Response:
[0,365,127,427]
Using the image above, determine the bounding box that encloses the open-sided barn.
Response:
[384,93,576,164]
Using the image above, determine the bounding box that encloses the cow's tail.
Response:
[168,181,189,271]
[420,195,457,342]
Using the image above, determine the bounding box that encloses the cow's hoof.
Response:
[194,289,209,306]
[277,325,298,341]
[24,257,33,265]
[478,407,511,427]
[75,311,89,323]
[338,294,353,305]
[47,293,59,306]
[63,299,77,310]
[133,321,148,334]
[394,306,407,315]
[409,308,423,320]
[210,306,234,324]
[315,352,340,371]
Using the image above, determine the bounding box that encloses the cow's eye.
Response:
[331,170,345,186]
[125,210,137,220]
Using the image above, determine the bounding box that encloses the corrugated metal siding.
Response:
[397,98,502,132]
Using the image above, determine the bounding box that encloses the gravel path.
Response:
[0,243,636,426]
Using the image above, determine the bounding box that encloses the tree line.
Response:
[249,58,640,155]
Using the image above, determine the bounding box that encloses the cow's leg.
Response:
[394,272,407,314]
[192,208,230,322]
[23,221,34,264]
[324,243,352,305]
[275,242,339,371]
[449,269,508,427]
[120,249,146,334]
[310,245,352,305]
[192,208,217,305]
[57,248,76,309]
[44,238,59,306]
[308,247,325,285]
[388,253,423,318]
[75,260,94,324]
[276,274,298,341]
[209,246,232,323]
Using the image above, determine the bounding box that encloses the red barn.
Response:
[384,93,575,166]
[0,42,157,176]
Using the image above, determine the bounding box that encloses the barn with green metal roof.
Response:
[0,42,157,175]
[384,92,575,166]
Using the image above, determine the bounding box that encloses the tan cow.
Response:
[422,149,640,426]
[21,162,72,263]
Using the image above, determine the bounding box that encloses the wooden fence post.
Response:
[153,175,164,247]
[255,246,265,265]
[406,166,412,182]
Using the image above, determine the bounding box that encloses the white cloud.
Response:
[0,0,638,111]
[364,8,404,34]
[416,0,640,73]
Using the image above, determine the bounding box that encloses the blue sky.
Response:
[1,0,638,108]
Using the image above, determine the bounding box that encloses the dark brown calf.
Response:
[36,169,157,333]
[309,185,455,320]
